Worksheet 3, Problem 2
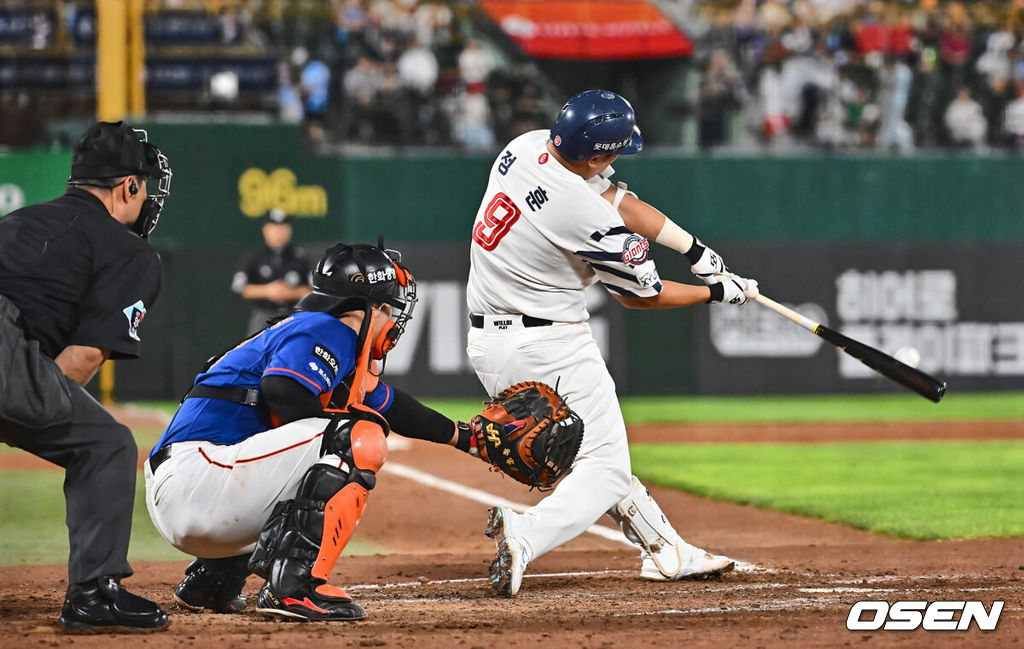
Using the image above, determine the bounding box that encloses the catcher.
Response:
[145,241,582,621]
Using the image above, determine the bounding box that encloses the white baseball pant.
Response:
[467,320,633,560]
[145,417,340,559]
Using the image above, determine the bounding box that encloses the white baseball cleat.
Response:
[485,506,529,597]
[640,541,735,581]
[484,505,512,542]
[489,536,529,597]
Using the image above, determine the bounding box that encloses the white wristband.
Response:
[654,217,695,254]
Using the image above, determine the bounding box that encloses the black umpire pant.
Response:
[0,296,135,585]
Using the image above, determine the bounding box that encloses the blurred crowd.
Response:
[694,0,1024,151]
[8,0,1024,152]
[269,0,550,148]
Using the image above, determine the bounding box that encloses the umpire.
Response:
[230,208,311,334]
[0,121,172,632]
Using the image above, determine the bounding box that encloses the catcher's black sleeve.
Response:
[260,374,325,424]
[383,387,456,444]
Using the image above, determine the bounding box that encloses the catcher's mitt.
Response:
[469,381,584,490]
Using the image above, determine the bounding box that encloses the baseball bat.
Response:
[719,277,947,402]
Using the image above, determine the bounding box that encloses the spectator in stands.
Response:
[277,62,304,124]
[976,20,1018,90]
[878,54,916,152]
[335,0,369,45]
[816,88,851,148]
[944,87,988,148]
[938,2,972,91]
[413,0,454,49]
[454,39,496,149]
[397,38,439,95]
[343,56,384,142]
[456,91,495,151]
[297,49,332,144]
[1003,81,1024,149]
[698,50,743,149]
[459,39,495,93]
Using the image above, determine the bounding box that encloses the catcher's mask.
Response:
[296,241,417,359]
[67,122,172,238]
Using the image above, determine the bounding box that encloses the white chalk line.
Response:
[382,462,633,547]
[382,461,761,573]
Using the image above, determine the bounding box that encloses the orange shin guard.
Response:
[310,420,387,582]
[311,482,368,582]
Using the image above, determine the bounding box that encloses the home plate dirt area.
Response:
[2,418,1022,648]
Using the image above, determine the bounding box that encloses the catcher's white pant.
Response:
[467,321,634,560]
[145,417,337,559]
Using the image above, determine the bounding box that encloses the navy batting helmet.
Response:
[550,90,644,161]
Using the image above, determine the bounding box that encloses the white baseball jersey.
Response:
[467,130,663,322]
[465,131,725,575]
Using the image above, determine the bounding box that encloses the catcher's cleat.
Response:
[173,559,248,613]
[489,536,528,597]
[640,544,735,582]
[254,582,366,622]
[58,576,169,633]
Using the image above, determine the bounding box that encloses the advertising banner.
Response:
[693,242,1024,395]
[480,0,693,60]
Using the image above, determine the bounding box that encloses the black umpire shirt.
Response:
[0,188,162,360]
[231,244,310,310]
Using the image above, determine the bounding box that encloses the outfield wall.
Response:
[1,124,1022,399]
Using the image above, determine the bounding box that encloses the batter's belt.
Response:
[469,314,553,329]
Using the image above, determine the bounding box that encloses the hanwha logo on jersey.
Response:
[538,152,549,164]
[553,135,562,146]
[349,272,366,283]
[621,235,650,265]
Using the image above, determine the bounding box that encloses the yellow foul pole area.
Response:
[96,0,147,403]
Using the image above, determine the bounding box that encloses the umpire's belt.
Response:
[182,384,261,407]
[470,314,553,330]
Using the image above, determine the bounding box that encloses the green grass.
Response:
[631,440,1024,540]
[432,392,1024,424]
[618,391,1024,424]
[0,469,383,566]
[4,391,1018,566]
[0,414,385,565]
[134,391,1024,426]
[0,471,189,564]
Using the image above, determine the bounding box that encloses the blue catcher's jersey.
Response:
[151,311,394,453]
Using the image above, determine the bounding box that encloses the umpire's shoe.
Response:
[173,557,249,613]
[254,582,366,621]
[58,576,170,633]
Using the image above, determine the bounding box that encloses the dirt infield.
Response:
[2,414,1022,647]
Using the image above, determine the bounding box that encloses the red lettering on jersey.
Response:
[472,192,521,251]
[538,152,548,164]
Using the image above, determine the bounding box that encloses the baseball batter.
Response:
[466,90,759,596]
